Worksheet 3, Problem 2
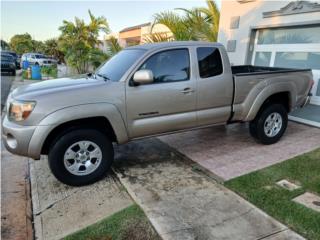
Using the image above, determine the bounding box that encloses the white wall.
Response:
[218,0,320,65]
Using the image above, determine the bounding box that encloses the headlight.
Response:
[8,101,36,122]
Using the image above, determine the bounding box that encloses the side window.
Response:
[139,49,190,83]
[197,47,223,78]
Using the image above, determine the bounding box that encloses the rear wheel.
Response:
[48,129,114,186]
[249,104,288,145]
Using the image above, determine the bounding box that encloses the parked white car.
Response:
[21,53,57,67]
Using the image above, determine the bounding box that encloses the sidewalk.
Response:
[1,145,33,240]
[114,138,304,240]
[30,158,133,240]
[1,72,34,240]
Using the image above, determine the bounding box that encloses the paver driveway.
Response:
[159,122,320,181]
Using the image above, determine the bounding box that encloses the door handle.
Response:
[181,88,195,94]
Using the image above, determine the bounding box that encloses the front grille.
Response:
[1,64,10,68]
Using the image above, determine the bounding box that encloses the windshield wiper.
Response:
[97,73,111,82]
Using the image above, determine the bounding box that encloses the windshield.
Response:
[35,54,44,59]
[1,55,13,62]
[96,49,146,82]
[4,52,17,58]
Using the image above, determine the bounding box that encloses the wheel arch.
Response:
[41,116,117,155]
[244,83,295,121]
[28,103,129,159]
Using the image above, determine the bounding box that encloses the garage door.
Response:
[251,25,320,105]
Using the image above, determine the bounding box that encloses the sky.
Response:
[1,0,221,42]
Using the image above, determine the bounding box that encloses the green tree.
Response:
[43,38,65,63]
[9,33,34,54]
[1,39,10,50]
[105,36,122,56]
[151,0,220,42]
[32,40,46,53]
[58,10,109,73]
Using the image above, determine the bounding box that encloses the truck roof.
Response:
[128,41,223,50]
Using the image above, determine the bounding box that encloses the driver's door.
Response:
[126,48,197,138]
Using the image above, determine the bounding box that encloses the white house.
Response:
[218,0,320,125]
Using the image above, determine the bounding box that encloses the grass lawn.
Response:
[226,148,320,240]
[64,204,161,240]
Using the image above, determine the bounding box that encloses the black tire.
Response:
[11,70,16,76]
[249,104,288,145]
[48,128,114,186]
[35,62,39,65]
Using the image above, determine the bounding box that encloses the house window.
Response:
[257,26,320,44]
[274,52,320,70]
[230,16,240,29]
[254,52,271,67]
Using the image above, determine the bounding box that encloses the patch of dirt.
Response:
[121,217,161,240]
[87,236,112,240]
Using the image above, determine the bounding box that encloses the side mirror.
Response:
[133,70,154,85]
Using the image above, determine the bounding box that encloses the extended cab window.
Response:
[197,47,223,78]
[139,49,190,83]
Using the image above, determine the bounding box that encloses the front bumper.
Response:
[1,66,15,72]
[2,115,37,159]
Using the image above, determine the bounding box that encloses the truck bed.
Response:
[231,65,310,76]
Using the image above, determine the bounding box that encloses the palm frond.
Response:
[143,32,173,43]
[105,36,122,56]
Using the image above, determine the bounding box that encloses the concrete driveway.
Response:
[26,122,315,240]
[159,122,320,181]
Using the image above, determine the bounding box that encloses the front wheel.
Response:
[249,104,288,145]
[48,129,114,186]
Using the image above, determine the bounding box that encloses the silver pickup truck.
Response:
[3,42,314,186]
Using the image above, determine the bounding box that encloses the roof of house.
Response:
[119,22,151,33]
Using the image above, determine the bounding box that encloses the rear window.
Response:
[197,47,223,78]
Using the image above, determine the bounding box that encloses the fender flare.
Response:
[244,82,296,121]
[28,103,129,159]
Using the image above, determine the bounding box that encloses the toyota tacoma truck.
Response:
[2,42,314,186]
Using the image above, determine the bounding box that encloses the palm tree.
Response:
[105,36,122,56]
[153,11,195,41]
[58,10,110,73]
[151,0,220,42]
[44,38,65,63]
[198,0,220,41]
[87,10,110,46]
[143,32,174,43]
